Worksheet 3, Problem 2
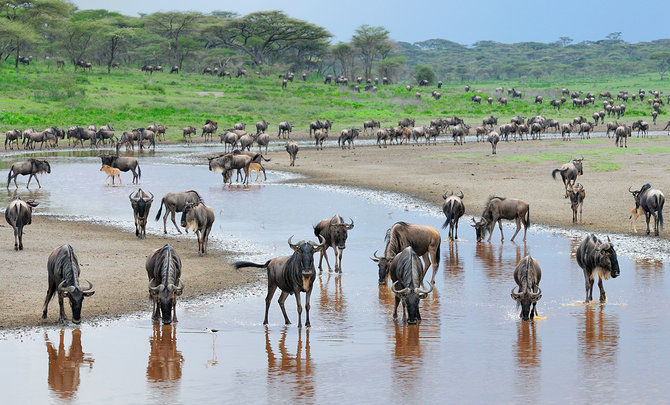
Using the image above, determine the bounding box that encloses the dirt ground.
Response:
[0,216,259,329]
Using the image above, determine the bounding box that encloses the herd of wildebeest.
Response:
[2,82,668,328]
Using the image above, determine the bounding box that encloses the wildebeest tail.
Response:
[137,163,142,180]
[442,200,454,229]
[657,194,664,230]
[7,166,13,187]
[526,205,531,229]
[435,241,441,271]
[155,199,164,221]
[551,168,566,180]
[15,203,22,237]
[234,260,271,269]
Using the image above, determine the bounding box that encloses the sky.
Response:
[72,0,669,45]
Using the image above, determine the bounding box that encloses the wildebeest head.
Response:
[629,184,652,209]
[58,279,94,324]
[392,280,432,324]
[30,158,51,174]
[180,201,201,229]
[371,250,393,284]
[511,286,542,321]
[595,237,620,279]
[288,235,326,291]
[390,248,433,324]
[572,156,584,175]
[330,217,354,249]
[149,279,184,324]
[471,218,489,242]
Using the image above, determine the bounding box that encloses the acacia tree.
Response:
[650,52,670,81]
[351,25,390,79]
[208,11,330,66]
[61,21,98,69]
[145,12,201,69]
[330,42,355,78]
[99,25,138,73]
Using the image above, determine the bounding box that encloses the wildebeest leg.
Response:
[304,289,312,328]
[532,302,538,319]
[584,271,593,302]
[131,169,138,184]
[196,229,203,256]
[322,247,333,272]
[41,283,56,319]
[294,292,305,328]
[393,295,401,319]
[336,247,344,273]
[263,282,278,325]
[429,249,439,285]
[26,174,33,188]
[278,291,291,325]
[57,292,67,322]
[172,300,178,323]
[510,218,522,242]
[170,211,182,234]
[498,220,505,241]
[645,211,651,235]
[598,278,606,302]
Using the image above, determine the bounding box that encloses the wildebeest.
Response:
[154,190,202,234]
[338,128,359,149]
[632,120,649,137]
[7,158,51,189]
[372,221,441,285]
[100,165,121,185]
[552,157,584,198]
[101,152,141,184]
[487,131,500,154]
[576,234,619,302]
[5,129,21,149]
[286,140,299,166]
[68,126,97,148]
[180,201,215,256]
[278,121,293,139]
[41,244,95,324]
[256,119,269,135]
[472,196,530,242]
[313,215,354,273]
[605,121,619,138]
[201,120,218,141]
[129,189,154,239]
[146,244,184,324]
[388,246,433,324]
[615,124,631,148]
[182,126,196,142]
[629,184,665,236]
[567,183,586,224]
[363,120,380,134]
[238,133,254,151]
[255,132,270,154]
[5,196,38,250]
[510,256,542,321]
[234,235,327,328]
[209,152,251,185]
[221,130,239,152]
[442,191,465,240]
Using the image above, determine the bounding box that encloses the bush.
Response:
[414,65,435,85]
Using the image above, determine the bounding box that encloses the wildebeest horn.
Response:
[391,280,410,295]
[372,250,382,259]
[175,279,184,292]
[80,279,93,292]
[148,279,161,292]
[532,287,542,301]
[417,282,433,296]
[510,286,521,300]
[58,279,76,294]
[628,186,636,194]
[129,191,138,201]
[288,235,299,251]
[345,217,354,229]
[442,191,449,200]
[457,189,464,199]
[147,191,154,201]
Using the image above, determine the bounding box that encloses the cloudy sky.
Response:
[72,0,668,45]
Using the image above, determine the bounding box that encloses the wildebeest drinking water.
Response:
[388,246,433,324]
[472,196,530,242]
[147,244,184,324]
[41,244,95,324]
[510,256,542,321]
[129,189,154,239]
[629,184,664,236]
[5,196,38,250]
[7,158,51,189]
[180,201,215,256]
[155,190,203,234]
[234,236,327,328]
[576,234,619,302]
[313,215,354,273]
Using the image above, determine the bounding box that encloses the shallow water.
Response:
[0,149,669,403]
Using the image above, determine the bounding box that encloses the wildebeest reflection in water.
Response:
[44,329,94,399]
[514,322,541,402]
[318,273,347,327]
[265,328,313,401]
[577,306,620,400]
[147,324,184,384]
[475,242,527,279]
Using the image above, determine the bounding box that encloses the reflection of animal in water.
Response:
[515,321,540,372]
[147,324,184,382]
[265,328,313,398]
[44,329,94,399]
[579,306,620,373]
[100,164,121,185]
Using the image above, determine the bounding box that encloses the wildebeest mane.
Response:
[482,196,505,220]
[384,221,410,257]
[184,189,203,204]
[56,244,80,288]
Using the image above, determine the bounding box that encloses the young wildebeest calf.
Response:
[576,234,620,302]
[442,191,465,240]
[472,196,530,242]
[567,183,586,224]
[129,189,154,239]
[180,201,215,256]
[552,157,583,198]
[389,246,433,324]
[41,244,95,324]
[5,196,38,250]
[234,236,327,328]
[100,165,121,185]
[511,256,542,321]
[313,215,354,273]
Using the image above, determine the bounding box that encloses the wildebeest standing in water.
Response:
[147,244,184,324]
[129,189,154,239]
[552,157,583,198]
[510,256,542,321]
[5,196,38,250]
[576,234,620,302]
[389,246,433,324]
[629,184,664,236]
[154,190,202,234]
[180,201,215,256]
[7,158,51,189]
[472,196,530,242]
[313,215,354,273]
[41,244,95,324]
[286,140,299,166]
[442,190,465,240]
[234,236,327,328]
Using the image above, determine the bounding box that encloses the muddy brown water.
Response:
[0,148,668,403]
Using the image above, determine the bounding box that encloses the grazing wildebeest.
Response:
[209,152,253,185]
[482,115,498,128]
[7,158,51,189]
[313,215,354,273]
[170,65,178,74]
[550,99,561,110]
[472,196,530,242]
[146,244,184,324]
[256,119,269,135]
[234,236,327,328]
[372,221,441,285]
[129,189,154,239]
[41,244,95,324]
[629,184,665,236]
[5,196,38,250]
[278,121,293,139]
[567,183,586,224]
[442,190,465,240]
[154,190,202,234]
[363,120,380,134]
[101,152,141,184]
[576,234,619,302]
[510,256,542,321]
[286,140,298,166]
[180,201,215,256]
[5,129,21,149]
[552,157,584,198]
[388,246,433,324]
[487,131,500,154]
[338,128,359,149]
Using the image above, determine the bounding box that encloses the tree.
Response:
[559,36,573,47]
[145,12,201,69]
[351,25,390,79]
[61,20,98,69]
[330,42,355,78]
[209,11,330,66]
[650,52,670,80]
[99,25,139,73]
[414,65,435,84]
[376,56,406,82]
